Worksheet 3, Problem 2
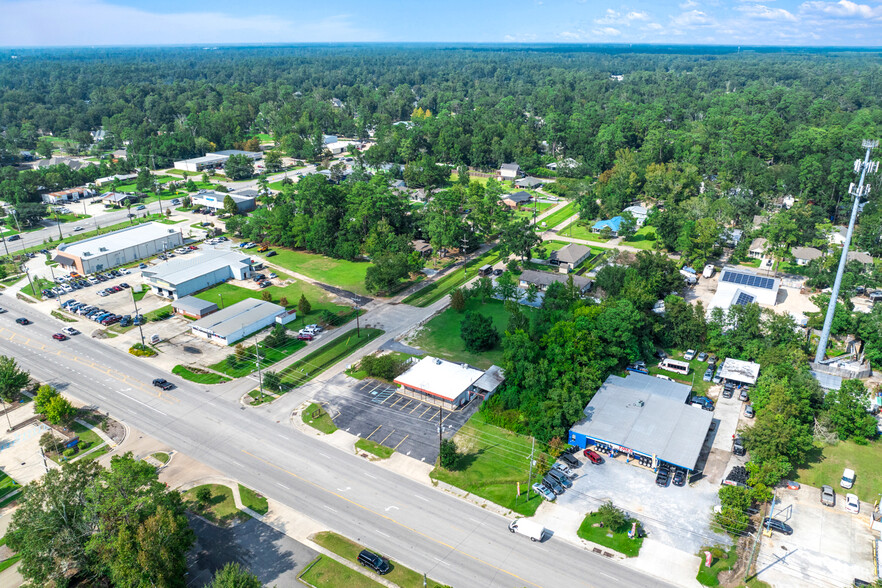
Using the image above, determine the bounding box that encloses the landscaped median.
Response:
[355,438,394,459]
[695,545,738,586]
[302,403,338,434]
[402,248,501,308]
[299,555,384,588]
[576,506,644,558]
[312,531,450,588]
[278,328,384,388]
[171,365,231,385]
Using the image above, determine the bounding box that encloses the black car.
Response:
[655,349,668,360]
[672,468,686,486]
[492,268,503,276]
[689,395,714,411]
[152,378,174,391]
[722,385,734,399]
[762,517,793,535]
[547,468,573,488]
[265,250,277,257]
[7,235,20,242]
[357,550,391,575]
[733,437,746,456]
[559,453,580,468]
[542,475,565,495]
[655,465,670,487]
[15,317,31,325]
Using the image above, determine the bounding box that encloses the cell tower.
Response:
[814,139,880,363]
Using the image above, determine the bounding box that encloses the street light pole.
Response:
[0,396,13,432]
[48,264,62,308]
[23,267,35,298]
[54,211,63,241]
[131,287,145,347]
[254,336,264,396]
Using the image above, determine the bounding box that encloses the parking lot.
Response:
[318,374,477,462]
[754,484,876,587]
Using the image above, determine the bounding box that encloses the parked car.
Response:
[152,378,174,391]
[62,327,79,336]
[258,280,271,288]
[542,475,564,496]
[655,349,668,360]
[684,349,696,361]
[559,453,580,468]
[722,384,735,399]
[135,205,146,210]
[268,272,277,279]
[655,465,670,487]
[296,333,314,341]
[15,318,30,325]
[744,404,755,418]
[690,395,714,411]
[762,517,793,535]
[732,437,745,456]
[357,550,390,575]
[820,484,835,507]
[845,493,860,514]
[139,263,147,269]
[266,250,277,257]
[672,468,687,487]
[73,226,83,231]
[532,482,556,502]
[739,390,749,402]
[703,368,714,382]
[841,468,856,489]
[546,468,573,488]
[552,462,576,478]
[697,351,708,362]
[52,333,68,341]
[583,449,604,465]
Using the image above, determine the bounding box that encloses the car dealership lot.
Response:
[753,484,875,587]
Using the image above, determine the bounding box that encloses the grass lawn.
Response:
[0,471,19,497]
[531,239,570,259]
[645,349,712,394]
[143,304,173,322]
[793,439,882,503]
[193,281,350,325]
[152,452,170,464]
[778,261,810,276]
[133,284,150,301]
[278,328,384,388]
[302,402,338,434]
[411,298,531,370]
[696,545,738,586]
[209,336,306,378]
[559,221,611,242]
[513,201,555,222]
[739,258,762,268]
[355,438,394,459]
[623,226,658,250]
[21,277,55,299]
[238,484,269,515]
[182,484,249,527]
[250,133,274,142]
[53,212,92,223]
[300,556,384,588]
[0,537,21,574]
[402,248,502,307]
[538,202,576,229]
[71,421,103,453]
[450,171,491,186]
[312,532,449,588]
[77,444,112,463]
[576,512,644,557]
[253,248,371,295]
[248,390,276,405]
[430,411,544,517]
[171,365,231,384]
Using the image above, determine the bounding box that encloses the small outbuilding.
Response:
[515,176,543,189]
[501,191,532,208]
[498,163,521,181]
[718,358,761,387]
[172,296,218,319]
[190,299,295,346]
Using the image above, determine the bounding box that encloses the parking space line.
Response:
[398,400,413,411]
[441,411,455,423]
[418,406,432,419]
[393,435,409,450]
[365,424,382,440]
[408,402,423,414]
[389,397,404,408]
[377,391,395,404]
[379,429,395,444]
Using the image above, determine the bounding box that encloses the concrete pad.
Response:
[0,404,58,486]
[622,539,704,588]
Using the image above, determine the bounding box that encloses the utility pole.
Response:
[23,267,35,298]
[355,305,361,338]
[526,437,536,499]
[438,406,443,448]
[255,336,264,396]
[0,396,13,432]
[53,211,63,241]
[815,139,879,363]
[131,287,145,347]
[47,264,62,308]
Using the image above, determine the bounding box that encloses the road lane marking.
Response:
[276,482,290,490]
[433,557,450,567]
[276,433,291,440]
[375,529,391,538]
[323,505,338,513]
[364,472,377,479]
[117,392,167,416]
[413,494,430,503]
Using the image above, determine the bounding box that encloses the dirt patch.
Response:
[717,535,756,587]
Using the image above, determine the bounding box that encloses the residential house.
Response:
[42,186,95,205]
[752,215,769,230]
[546,158,579,171]
[518,269,592,293]
[718,228,743,248]
[748,238,768,259]
[35,156,94,171]
[552,244,592,270]
[592,216,623,237]
[500,191,532,208]
[847,251,874,265]
[331,98,344,108]
[515,176,543,189]
[498,163,521,181]
[412,240,433,257]
[622,205,648,227]
[791,247,823,266]
[829,226,848,246]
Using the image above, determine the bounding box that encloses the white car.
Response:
[119,268,131,275]
[845,493,860,514]
[62,327,79,336]
[531,482,555,502]
[552,462,576,479]
[97,291,108,297]
[73,226,83,232]
[684,349,696,361]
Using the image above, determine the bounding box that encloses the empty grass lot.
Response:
[312,532,450,588]
[0,471,19,499]
[558,221,610,242]
[254,248,371,295]
[514,201,555,222]
[538,201,575,229]
[182,484,249,527]
[402,248,501,307]
[794,439,882,503]
[577,512,644,557]
[193,281,349,324]
[300,556,384,588]
[209,336,306,378]
[431,411,545,517]
[696,545,738,586]
[302,403,338,434]
[622,226,658,250]
[410,298,533,370]
[238,484,269,515]
[279,328,383,388]
[171,365,231,385]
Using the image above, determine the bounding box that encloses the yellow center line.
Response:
[241,449,546,588]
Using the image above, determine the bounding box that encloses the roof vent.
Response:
[83,251,92,257]
[99,247,107,252]
[637,400,644,407]
[435,359,442,365]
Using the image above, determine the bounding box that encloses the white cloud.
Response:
[592,27,623,36]
[0,0,380,46]
[595,9,652,25]
[679,0,699,8]
[670,9,717,26]
[644,22,665,30]
[626,11,650,21]
[737,4,798,20]
[504,33,538,41]
[800,0,882,18]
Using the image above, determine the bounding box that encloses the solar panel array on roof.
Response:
[735,292,756,306]
[721,271,775,290]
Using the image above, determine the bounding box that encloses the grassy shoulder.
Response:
[430,411,543,517]
[209,337,306,378]
[299,555,384,588]
[303,403,338,434]
[402,248,501,308]
[278,328,383,388]
[238,484,269,515]
[576,512,644,557]
[312,531,449,588]
[248,390,276,406]
[253,248,371,295]
[538,201,575,229]
[793,439,882,503]
[355,438,394,459]
[171,365,231,384]
[182,484,250,527]
[696,545,737,587]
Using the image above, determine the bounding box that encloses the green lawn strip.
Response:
[209,337,307,378]
[513,201,555,222]
[302,402,338,434]
[182,484,250,527]
[450,171,491,186]
[430,411,543,517]
[21,277,56,299]
[793,439,882,503]
[355,438,394,459]
[51,310,77,323]
[622,226,657,250]
[152,452,170,464]
[300,555,384,588]
[238,484,269,515]
[696,545,737,586]
[253,248,371,295]
[0,491,20,509]
[193,281,351,324]
[143,304,173,322]
[576,512,644,557]
[531,239,570,259]
[70,421,104,453]
[558,221,611,242]
[0,553,21,574]
[76,444,112,463]
[0,471,20,496]
[133,284,150,301]
[248,390,276,406]
[171,365,231,384]
[278,328,383,388]
[537,202,575,229]
[402,248,502,307]
[411,298,531,370]
[52,213,92,223]
[312,531,448,588]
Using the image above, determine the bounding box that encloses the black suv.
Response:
[152,378,174,390]
[733,437,745,456]
[689,395,714,411]
[655,465,670,487]
[722,383,735,399]
[762,517,793,535]
[672,468,687,486]
[357,550,391,575]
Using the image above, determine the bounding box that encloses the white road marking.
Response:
[323,505,338,513]
[433,557,450,567]
[117,392,167,415]
[385,506,399,512]
[364,472,377,479]
[414,494,430,502]
[276,433,291,440]
[374,529,391,538]
[276,482,290,490]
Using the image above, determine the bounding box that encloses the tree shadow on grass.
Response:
[791,444,825,478]
[454,447,484,471]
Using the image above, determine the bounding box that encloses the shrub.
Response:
[128,343,157,357]
[279,297,288,307]
[196,486,212,509]
[359,354,409,381]
[597,501,626,530]
[261,290,272,302]
[439,439,458,469]
[297,294,311,315]
[63,448,76,458]
[450,288,466,312]
[460,311,499,352]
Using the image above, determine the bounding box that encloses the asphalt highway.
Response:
[0,293,676,588]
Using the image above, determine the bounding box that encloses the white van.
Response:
[840,468,855,489]
[508,518,547,542]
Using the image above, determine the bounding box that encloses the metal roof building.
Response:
[708,266,780,314]
[172,296,218,319]
[190,299,294,345]
[143,250,253,299]
[394,356,486,408]
[718,358,761,386]
[54,222,183,275]
[568,373,713,472]
[191,191,256,213]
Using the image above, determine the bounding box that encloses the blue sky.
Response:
[1,0,881,47]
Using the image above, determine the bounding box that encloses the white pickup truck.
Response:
[508,518,547,542]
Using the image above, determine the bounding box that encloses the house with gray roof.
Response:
[792,246,823,265]
[518,269,592,293]
[552,244,592,269]
[498,163,521,181]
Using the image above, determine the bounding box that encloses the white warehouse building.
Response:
[53,223,183,275]
[191,191,256,213]
[190,299,296,346]
[708,266,780,314]
[142,250,254,299]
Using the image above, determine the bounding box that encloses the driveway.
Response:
[186,515,317,587]
[753,484,875,587]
